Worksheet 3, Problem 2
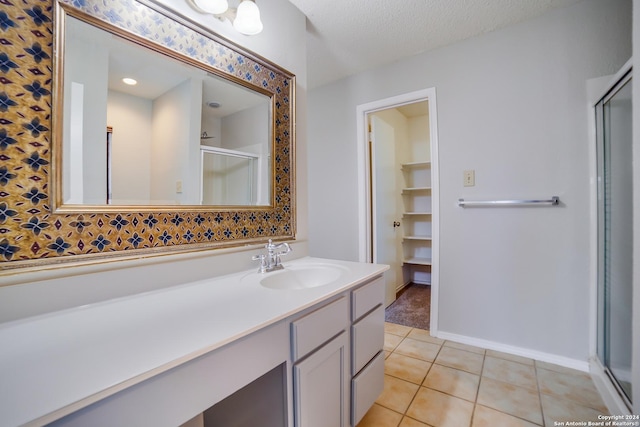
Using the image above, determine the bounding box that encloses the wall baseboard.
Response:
[434,331,590,372]
[395,280,430,294]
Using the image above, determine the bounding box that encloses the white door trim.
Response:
[356,88,440,333]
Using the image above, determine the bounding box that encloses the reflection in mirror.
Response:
[62,16,272,207]
[201,146,264,205]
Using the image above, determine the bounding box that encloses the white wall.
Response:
[151,79,198,204]
[200,115,221,146]
[0,0,308,322]
[222,103,269,151]
[308,0,632,363]
[222,104,271,204]
[107,90,153,203]
[408,115,430,163]
[64,35,109,204]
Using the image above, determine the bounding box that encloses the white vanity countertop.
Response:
[0,256,388,427]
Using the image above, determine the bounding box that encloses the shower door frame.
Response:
[588,58,634,414]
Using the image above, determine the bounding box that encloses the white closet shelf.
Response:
[401,161,431,169]
[402,187,431,193]
[403,257,432,266]
[403,236,432,241]
[400,150,432,282]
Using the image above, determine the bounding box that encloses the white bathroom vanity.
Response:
[0,257,388,427]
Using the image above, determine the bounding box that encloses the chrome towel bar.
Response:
[458,196,560,207]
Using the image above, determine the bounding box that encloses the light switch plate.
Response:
[463,170,475,187]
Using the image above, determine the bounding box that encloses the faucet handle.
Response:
[252,253,267,273]
[266,239,276,254]
[277,242,292,255]
[274,242,291,267]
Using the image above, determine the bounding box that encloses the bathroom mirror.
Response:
[0,0,296,269]
[60,15,272,207]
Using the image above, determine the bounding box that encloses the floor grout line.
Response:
[468,346,488,427]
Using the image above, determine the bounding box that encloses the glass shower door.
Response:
[200,146,259,206]
[595,70,633,407]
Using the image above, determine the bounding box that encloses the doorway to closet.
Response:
[356,88,439,333]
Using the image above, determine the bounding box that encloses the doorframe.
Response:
[356,88,440,333]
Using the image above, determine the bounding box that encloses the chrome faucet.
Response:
[252,239,292,273]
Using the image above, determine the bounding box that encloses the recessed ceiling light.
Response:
[122,77,137,86]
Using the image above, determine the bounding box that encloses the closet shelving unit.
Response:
[401,162,432,275]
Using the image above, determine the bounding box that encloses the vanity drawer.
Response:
[291,296,348,361]
[351,276,384,321]
[351,304,384,375]
[351,350,385,426]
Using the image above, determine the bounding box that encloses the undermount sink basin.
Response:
[259,263,348,290]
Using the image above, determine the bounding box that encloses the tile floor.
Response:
[357,322,609,427]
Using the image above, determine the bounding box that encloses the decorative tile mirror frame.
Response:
[0,0,295,271]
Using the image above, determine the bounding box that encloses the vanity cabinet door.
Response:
[293,331,349,427]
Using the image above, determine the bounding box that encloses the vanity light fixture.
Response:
[188,0,263,36]
[232,0,263,35]
[122,77,137,85]
[192,0,228,14]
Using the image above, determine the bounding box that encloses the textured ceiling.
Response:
[287,0,584,88]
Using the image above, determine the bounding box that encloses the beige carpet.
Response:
[384,284,430,330]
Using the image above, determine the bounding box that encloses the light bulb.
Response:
[233,0,263,35]
[192,0,228,15]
